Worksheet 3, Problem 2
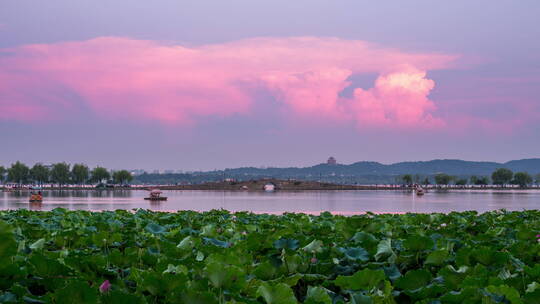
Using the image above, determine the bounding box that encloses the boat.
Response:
[415,186,425,196]
[144,189,167,201]
[29,193,43,203]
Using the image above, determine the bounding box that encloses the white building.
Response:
[264,183,276,192]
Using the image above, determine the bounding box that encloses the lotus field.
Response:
[1,209,540,303]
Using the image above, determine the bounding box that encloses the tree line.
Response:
[0,161,133,186]
[398,168,540,188]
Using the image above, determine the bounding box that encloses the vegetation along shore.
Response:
[1,209,539,303]
[1,161,540,190]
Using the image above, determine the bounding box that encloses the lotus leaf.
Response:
[335,269,386,290]
[305,286,332,304]
[0,209,538,302]
[256,282,297,304]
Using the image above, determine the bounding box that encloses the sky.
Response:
[0,0,539,171]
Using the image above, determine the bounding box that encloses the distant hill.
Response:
[503,159,540,173]
[134,158,540,185]
[220,158,540,177]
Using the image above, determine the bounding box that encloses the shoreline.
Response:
[2,178,540,192]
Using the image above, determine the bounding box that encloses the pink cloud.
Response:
[345,69,444,128]
[0,36,456,127]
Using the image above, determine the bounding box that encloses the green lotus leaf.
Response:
[203,237,230,248]
[374,239,396,263]
[256,282,298,304]
[29,254,73,277]
[145,223,166,234]
[29,238,46,251]
[203,261,245,290]
[303,273,328,283]
[303,240,324,253]
[349,292,373,304]
[481,290,507,302]
[455,247,472,266]
[438,265,469,290]
[135,270,168,295]
[526,282,540,293]
[282,254,306,274]
[305,286,332,304]
[524,289,540,304]
[485,285,523,304]
[272,273,303,287]
[383,264,402,281]
[0,221,16,261]
[334,268,386,291]
[200,224,217,237]
[253,261,278,280]
[341,247,370,262]
[525,265,540,280]
[274,238,300,251]
[471,247,496,265]
[0,292,17,303]
[439,287,481,303]
[22,296,46,304]
[425,250,449,265]
[2,207,540,303]
[395,269,432,291]
[206,251,246,266]
[53,281,98,304]
[350,232,378,251]
[163,264,188,275]
[404,282,446,300]
[177,235,196,250]
[461,264,490,289]
[100,290,145,304]
[403,235,434,252]
[180,290,218,304]
[196,251,205,261]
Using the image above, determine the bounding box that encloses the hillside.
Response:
[133,158,540,185]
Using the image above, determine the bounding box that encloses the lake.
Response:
[1,189,540,214]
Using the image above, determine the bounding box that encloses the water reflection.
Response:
[29,202,42,211]
[149,201,165,211]
[0,189,539,214]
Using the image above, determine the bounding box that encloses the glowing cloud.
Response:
[0,37,455,127]
[345,69,443,128]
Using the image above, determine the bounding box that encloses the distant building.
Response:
[264,183,276,192]
[327,157,337,165]
[130,169,146,176]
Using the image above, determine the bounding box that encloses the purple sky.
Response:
[0,0,539,170]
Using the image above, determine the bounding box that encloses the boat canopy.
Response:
[149,189,163,197]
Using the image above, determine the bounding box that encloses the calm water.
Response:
[1,189,540,214]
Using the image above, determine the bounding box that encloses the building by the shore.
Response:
[264,183,276,192]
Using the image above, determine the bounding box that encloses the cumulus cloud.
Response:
[345,69,443,128]
[0,36,455,127]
